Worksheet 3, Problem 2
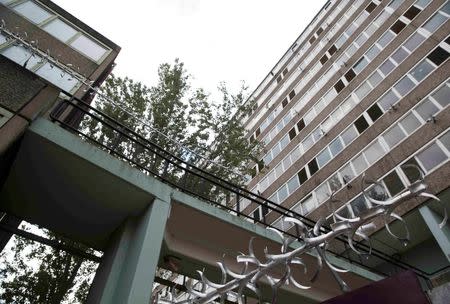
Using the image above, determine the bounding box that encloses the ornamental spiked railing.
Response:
[157,165,447,304]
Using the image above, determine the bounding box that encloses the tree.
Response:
[0,59,262,302]
[0,225,97,304]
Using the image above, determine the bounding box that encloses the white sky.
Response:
[52,0,327,97]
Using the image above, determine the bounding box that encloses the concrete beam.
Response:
[419,205,450,262]
[87,198,170,304]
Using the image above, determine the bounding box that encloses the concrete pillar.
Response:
[87,198,170,304]
[419,205,450,263]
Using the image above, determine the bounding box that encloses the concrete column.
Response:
[419,205,450,263]
[87,198,170,304]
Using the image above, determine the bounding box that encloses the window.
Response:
[403,6,421,20]
[276,75,282,83]
[13,1,52,24]
[317,148,331,168]
[368,70,383,87]
[255,127,260,137]
[345,69,356,82]
[354,116,369,134]
[282,98,288,108]
[289,90,296,100]
[297,119,305,132]
[354,57,368,74]
[364,140,385,164]
[366,2,377,13]
[341,126,358,145]
[308,159,319,175]
[355,82,371,100]
[404,32,426,52]
[302,135,313,151]
[42,18,78,43]
[379,90,399,111]
[415,98,439,121]
[320,54,328,65]
[367,104,383,122]
[341,163,355,184]
[315,183,329,205]
[35,63,79,92]
[1,45,41,69]
[70,34,107,61]
[432,84,450,108]
[380,59,395,76]
[282,68,288,76]
[378,31,394,47]
[304,110,315,125]
[298,168,308,184]
[334,80,345,93]
[394,76,415,96]
[368,184,389,201]
[427,47,450,66]
[424,13,447,33]
[328,174,342,192]
[301,195,315,214]
[383,171,405,196]
[351,195,367,216]
[287,176,300,194]
[366,45,380,61]
[390,20,406,34]
[410,59,434,82]
[288,128,296,142]
[309,36,316,44]
[328,45,337,56]
[384,125,406,148]
[402,158,422,183]
[416,143,447,172]
[329,138,344,157]
[400,113,421,135]
[392,47,408,64]
[278,185,288,202]
[440,131,450,152]
[352,154,368,175]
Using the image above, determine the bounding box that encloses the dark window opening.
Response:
[402,158,421,184]
[255,127,260,137]
[297,119,305,132]
[366,2,377,13]
[309,36,316,44]
[257,162,264,172]
[253,209,261,222]
[383,171,405,196]
[345,69,356,82]
[317,27,323,36]
[282,98,288,108]
[249,135,255,143]
[251,166,257,178]
[298,168,308,184]
[445,35,450,46]
[354,116,369,133]
[308,159,319,176]
[288,127,296,140]
[276,75,282,83]
[261,205,269,216]
[367,104,383,122]
[334,79,345,93]
[403,6,421,20]
[427,46,450,66]
[391,20,407,34]
[289,90,296,100]
[282,68,289,76]
[328,44,337,56]
[320,54,328,65]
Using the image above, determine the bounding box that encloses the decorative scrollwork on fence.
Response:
[157,166,447,304]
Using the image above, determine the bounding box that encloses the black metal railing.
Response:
[49,95,436,283]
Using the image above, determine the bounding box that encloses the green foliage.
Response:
[0,226,97,304]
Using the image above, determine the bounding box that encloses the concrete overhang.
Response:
[0,118,382,303]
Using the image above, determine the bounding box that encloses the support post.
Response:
[87,198,170,304]
[419,205,450,263]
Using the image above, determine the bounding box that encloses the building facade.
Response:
[243,0,450,283]
[0,0,120,249]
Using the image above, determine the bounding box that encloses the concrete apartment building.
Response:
[243,0,450,285]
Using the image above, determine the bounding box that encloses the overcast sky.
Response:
[52,0,327,97]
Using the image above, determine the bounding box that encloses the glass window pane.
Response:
[315,183,329,205]
[328,174,342,193]
[352,154,368,175]
[364,140,385,164]
[43,18,78,42]
[317,148,331,168]
[353,57,368,74]
[287,176,300,194]
[298,168,308,184]
[439,131,450,152]
[403,158,422,183]
[394,76,415,96]
[355,82,371,100]
[368,70,383,87]
[384,124,406,148]
[337,206,352,219]
[341,96,355,113]
[392,47,409,64]
[341,163,355,184]
[13,1,52,24]
[351,195,367,216]
[302,195,315,214]
[329,138,344,157]
[366,44,381,61]
[380,59,395,76]
[404,32,426,52]
[0,33,6,45]
[304,109,315,125]
[278,185,288,202]
[383,171,405,196]
[341,126,357,145]
[378,90,399,111]
[410,59,435,82]
[378,30,394,47]
[400,113,421,135]
[302,135,314,151]
[1,45,41,69]
[367,184,389,200]
[415,98,439,121]
[432,84,450,108]
[417,143,447,172]
[424,12,447,33]
[70,34,107,61]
